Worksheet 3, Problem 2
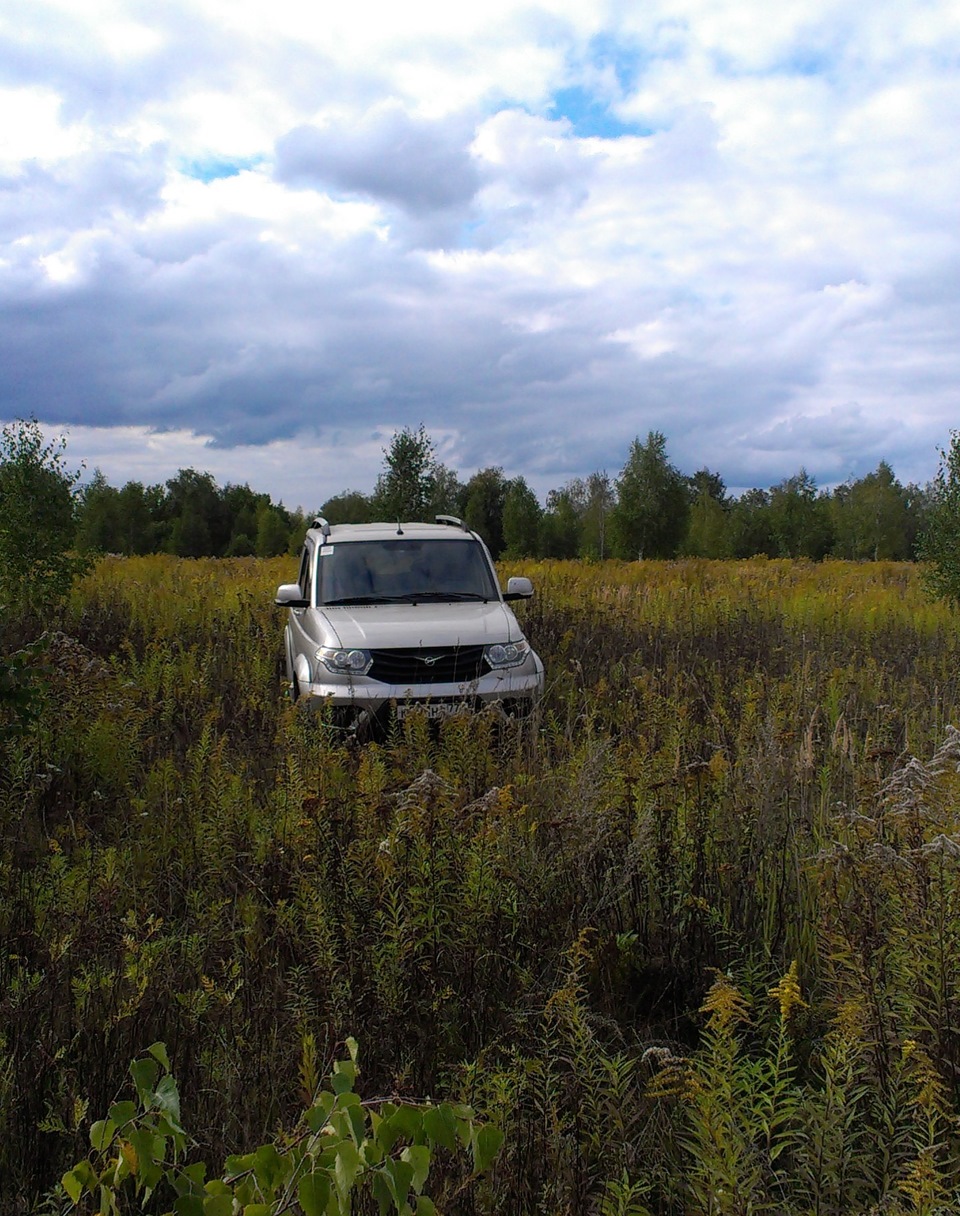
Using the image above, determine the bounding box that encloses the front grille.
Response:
[369,645,486,685]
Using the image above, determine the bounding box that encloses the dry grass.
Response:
[1,556,959,1213]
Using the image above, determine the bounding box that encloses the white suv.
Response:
[275,515,544,731]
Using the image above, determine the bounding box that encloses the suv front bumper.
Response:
[296,663,544,725]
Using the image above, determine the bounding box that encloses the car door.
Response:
[287,541,315,679]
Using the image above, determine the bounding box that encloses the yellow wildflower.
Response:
[768,961,807,1023]
[700,970,752,1032]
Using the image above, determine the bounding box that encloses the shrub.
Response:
[920,430,960,609]
[0,418,89,617]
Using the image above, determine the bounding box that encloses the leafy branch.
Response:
[63,1038,502,1215]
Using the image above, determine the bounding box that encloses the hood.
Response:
[315,601,522,650]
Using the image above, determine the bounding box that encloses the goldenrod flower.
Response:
[700,970,751,1032]
[768,961,807,1023]
[834,996,868,1042]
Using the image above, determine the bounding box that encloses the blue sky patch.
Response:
[586,32,649,91]
[781,48,834,77]
[550,33,652,138]
[458,218,485,246]
[550,86,645,138]
[180,156,262,183]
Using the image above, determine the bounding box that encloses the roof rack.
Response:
[310,516,332,539]
[435,514,469,531]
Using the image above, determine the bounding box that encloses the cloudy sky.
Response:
[1,0,957,509]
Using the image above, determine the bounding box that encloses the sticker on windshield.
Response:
[320,545,334,555]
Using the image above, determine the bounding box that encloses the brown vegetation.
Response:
[2,556,960,1213]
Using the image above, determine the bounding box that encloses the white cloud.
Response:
[0,87,91,171]
[1,0,958,500]
[156,169,384,241]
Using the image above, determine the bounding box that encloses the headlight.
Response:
[316,647,373,677]
[484,640,530,670]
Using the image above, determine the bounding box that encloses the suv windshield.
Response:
[317,538,500,606]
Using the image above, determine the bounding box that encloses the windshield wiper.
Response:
[323,591,491,606]
[322,594,412,606]
[391,591,490,603]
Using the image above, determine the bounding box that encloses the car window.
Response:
[297,547,311,600]
[318,539,499,604]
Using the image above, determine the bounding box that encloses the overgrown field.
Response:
[3,556,960,1213]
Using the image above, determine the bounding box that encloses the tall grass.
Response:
[2,556,959,1212]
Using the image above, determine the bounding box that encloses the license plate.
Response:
[395,701,463,721]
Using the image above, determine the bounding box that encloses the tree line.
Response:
[321,425,933,563]
[74,467,305,559]
[0,418,951,567]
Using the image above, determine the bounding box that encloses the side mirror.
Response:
[275,583,309,608]
[503,576,534,601]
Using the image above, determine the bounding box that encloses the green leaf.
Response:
[113,1143,132,1186]
[422,1106,457,1152]
[241,1206,273,1216]
[90,1118,117,1152]
[232,1175,258,1205]
[224,1151,256,1179]
[127,1129,165,1189]
[108,1101,138,1129]
[156,1114,188,1154]
[328,1110,350,1142]
[360,1139,384,1167]
[176,1162,207,1195]
[252,1143,285,1192]
[330,1071,354,1095]
[298,1169,332,1216]
[383,1158,414,1210]
[415,1199,438,1216]
[345,1101,367,1146]
[62,1161,97,1202]
[316,1145,338,1171]
[203,1197,234,1216]
[333,1057,357,1086]
[450,1106,475,1147]
[130,1057,160,1105]
[386,1105,423,1144]
[204,1180,232,1197]
[335,1139,360,1198]
[306,1090,336,1131]
[173,1198,204,1216]
[372,1169,394,1216]
[472,1124,503,1174]
[401,1145,431,1195]
[155,1074,183,1128]
[147,1042,171,1072]
[376,1116,401,1156]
